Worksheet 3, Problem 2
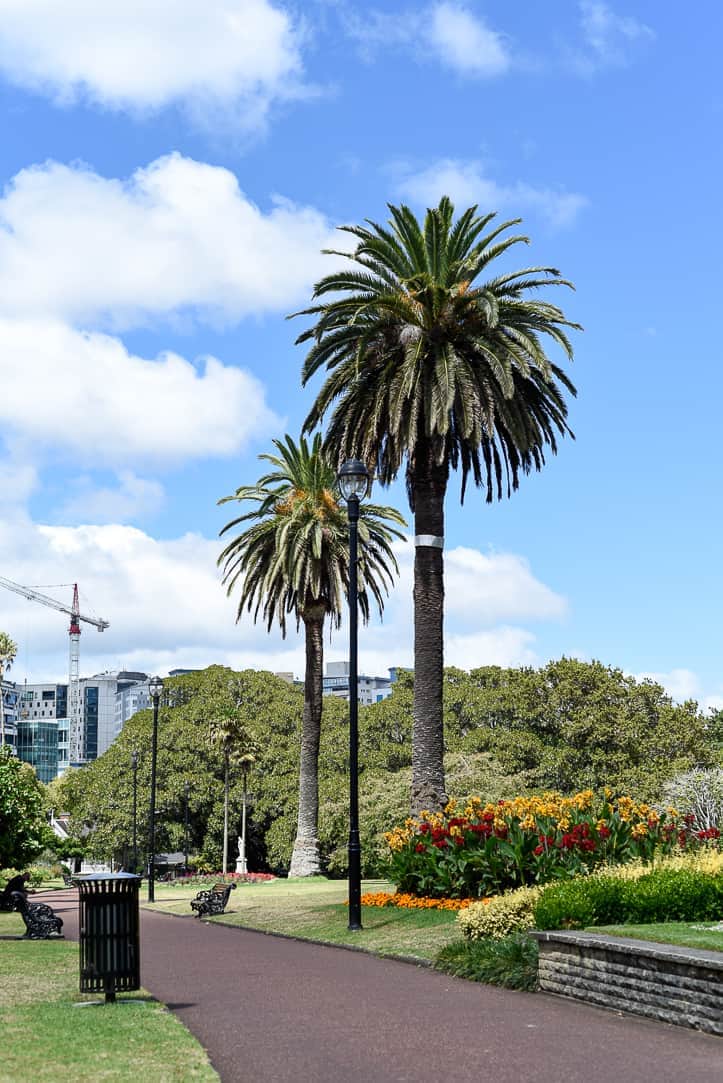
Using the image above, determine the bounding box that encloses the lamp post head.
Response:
[149,675,164,703]
[337,459,371,503]
[131,749,138,769]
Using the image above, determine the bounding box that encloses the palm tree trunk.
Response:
[289,604,325,876]
[411,441,448,815]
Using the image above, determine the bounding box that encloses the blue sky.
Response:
[0,0,721,708]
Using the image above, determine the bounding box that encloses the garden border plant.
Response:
[383,789,713,900]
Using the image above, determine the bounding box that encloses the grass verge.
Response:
[587,922,723,952]
[0,914,218,1082]
[148,877,460,961]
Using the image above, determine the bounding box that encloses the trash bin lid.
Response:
[74,873,141,880]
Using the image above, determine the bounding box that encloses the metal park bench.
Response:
[190,881,236,918]
[11,891,64,939]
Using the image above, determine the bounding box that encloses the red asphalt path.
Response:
[47,890,721,1083]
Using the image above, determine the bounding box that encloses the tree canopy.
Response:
[0,745,50,868]
[50,660,719,876]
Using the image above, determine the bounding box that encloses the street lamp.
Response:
[236,754,255,875]
[147,675,164,903]
[131,749,139,874]
[337,458,371,931]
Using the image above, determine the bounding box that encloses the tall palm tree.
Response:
[294,198,580,814]
[218,433,405,875]
[0,632,17,748]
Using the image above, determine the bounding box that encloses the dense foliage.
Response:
[50,659,720,875]
[434,933,539,991]
[534,863,723,929]
[0,745,50,867]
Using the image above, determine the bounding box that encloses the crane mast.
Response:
[0,576,109,765]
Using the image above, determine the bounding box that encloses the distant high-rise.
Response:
[322,661,396,705]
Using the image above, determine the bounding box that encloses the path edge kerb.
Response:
[144,903,434,969]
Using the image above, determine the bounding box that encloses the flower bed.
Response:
[360,890,476,911]
[175,872,276,886]
[383,789,719,899]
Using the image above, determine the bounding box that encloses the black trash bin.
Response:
[75,873,141,1002]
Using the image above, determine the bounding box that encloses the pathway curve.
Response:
[48,890,721,1083]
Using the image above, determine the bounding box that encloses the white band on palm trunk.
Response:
[415,535,444,548]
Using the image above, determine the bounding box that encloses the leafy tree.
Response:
[296,198,579,813]
[0,745,49,867]
[0,631,18,747]
[218,433,405,875]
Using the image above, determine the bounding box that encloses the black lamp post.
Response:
[131,749,139,874]
[338,458,371,931]
[183,779,190,875]
[147,675,164,903]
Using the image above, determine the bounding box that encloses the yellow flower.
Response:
[631,823,648,839]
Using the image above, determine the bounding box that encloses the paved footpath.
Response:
[48,890,721,1083]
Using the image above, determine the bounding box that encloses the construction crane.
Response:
[0,576,109,764]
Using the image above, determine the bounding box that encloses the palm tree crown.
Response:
[218,432,405,874]
[293,198,580,814]
[296,197,579,503]
[218,433,405,631]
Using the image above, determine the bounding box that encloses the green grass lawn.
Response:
[588,922,723,952]
[0,911,218,1082]
[148,877,460,961]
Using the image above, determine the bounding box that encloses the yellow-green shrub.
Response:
[458,849,723,940]
[458,885,542,941]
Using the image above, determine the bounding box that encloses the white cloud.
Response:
[396,158,587,228]
[0,317,280,466]
[575,1,654,71]
[429,2,510,77]
[344,2,510,78]
[636,667,700,702]
[445,548,567,623]
[0,154,337,328]
[0,0,307,128]
[56,472,166,524]
[0,516,565,685]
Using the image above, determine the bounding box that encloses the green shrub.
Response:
[434,934,539,991]
[534,866,723,929]
[0,866,21,889]
[25,866,47,888]
[458,884,542,940]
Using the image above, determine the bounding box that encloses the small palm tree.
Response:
[207,701,248,876]
[294,198,579,813]
[218,433,405,876]
[0,632,17,747]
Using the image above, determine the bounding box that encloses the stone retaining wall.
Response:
[532,930,723,1036]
